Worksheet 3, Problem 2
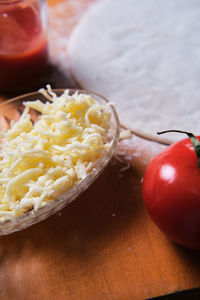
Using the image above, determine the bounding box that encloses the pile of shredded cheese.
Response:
[0,86,111,221]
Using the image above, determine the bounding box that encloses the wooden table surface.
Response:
[0,1,200,299]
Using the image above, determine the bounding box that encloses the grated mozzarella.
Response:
[0,87,111,221]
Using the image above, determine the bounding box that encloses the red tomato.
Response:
[142,134,200,250]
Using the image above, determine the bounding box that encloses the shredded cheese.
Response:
[0,86,111,221]
[119,130,132,140]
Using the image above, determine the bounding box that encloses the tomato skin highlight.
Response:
[142,137,200,250]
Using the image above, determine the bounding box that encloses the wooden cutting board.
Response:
[0,1,199,299]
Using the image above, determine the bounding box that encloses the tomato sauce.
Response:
[0,1,49,92]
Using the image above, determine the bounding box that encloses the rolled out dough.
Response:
[68,0,200,144]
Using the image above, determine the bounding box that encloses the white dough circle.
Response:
[68,0,200,144]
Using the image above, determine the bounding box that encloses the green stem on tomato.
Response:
[157,130,200,168]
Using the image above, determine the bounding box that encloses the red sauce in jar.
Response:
[0,1,49,92]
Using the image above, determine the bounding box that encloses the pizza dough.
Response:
[68,0,200,144]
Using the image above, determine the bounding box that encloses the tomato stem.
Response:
[157,130,200,168]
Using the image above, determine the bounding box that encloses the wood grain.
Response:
[0,0,199,299]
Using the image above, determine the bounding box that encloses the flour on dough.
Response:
[68,0,200,144]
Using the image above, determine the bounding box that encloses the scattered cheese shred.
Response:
[0,86,111,221]
[119,130,132,140]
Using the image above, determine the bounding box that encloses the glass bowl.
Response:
[0,89,120,235]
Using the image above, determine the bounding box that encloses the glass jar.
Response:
[0,0,49,93]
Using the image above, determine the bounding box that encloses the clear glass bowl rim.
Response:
[0,88,120,235]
